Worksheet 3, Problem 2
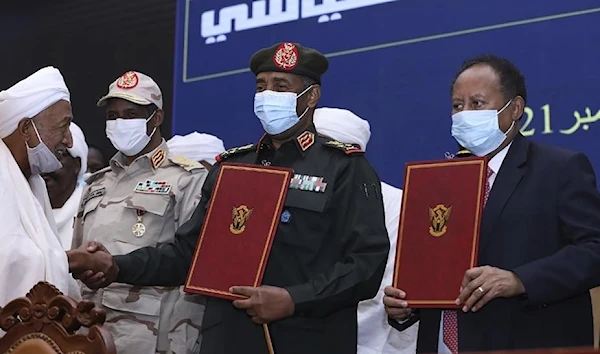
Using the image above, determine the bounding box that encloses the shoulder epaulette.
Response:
[215,144,256,162]
[169,155,205,172]
[323,140,364,155]
[86,166,111,184]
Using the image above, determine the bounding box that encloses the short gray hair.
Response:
[302,76,317,90]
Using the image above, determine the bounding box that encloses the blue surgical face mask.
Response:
[27,120,63,175]
[451,99,515,157]
[253,85,312,135]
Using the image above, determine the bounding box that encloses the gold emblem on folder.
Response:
[429,204,452,237]
[230,205,253,235]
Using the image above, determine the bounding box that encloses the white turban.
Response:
[167,132,226,165]
[67,122,88,182]
[0,67,70,139]
[313,107,371,151]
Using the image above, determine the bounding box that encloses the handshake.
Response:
[67,242,119,289]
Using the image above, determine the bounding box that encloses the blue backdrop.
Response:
[172,0,600,187]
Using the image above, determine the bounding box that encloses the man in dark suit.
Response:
[383,55,600,352]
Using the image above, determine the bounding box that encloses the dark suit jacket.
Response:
[391,134,600,351]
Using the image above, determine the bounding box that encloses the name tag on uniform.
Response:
[134,180,172,195]
[82,187,105,206]
[289,174,327,193]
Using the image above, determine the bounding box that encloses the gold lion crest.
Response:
[428,204,452,237]
[230,205,253,235]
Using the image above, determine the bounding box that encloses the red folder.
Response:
[184,162,293,300]
[392,157,487,308]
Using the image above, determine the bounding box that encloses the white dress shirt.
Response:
[437,142,512,353]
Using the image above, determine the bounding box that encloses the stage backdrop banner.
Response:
[172,0,600,187]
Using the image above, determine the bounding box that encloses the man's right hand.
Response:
[383,286,413,321]
[67,241,119,289]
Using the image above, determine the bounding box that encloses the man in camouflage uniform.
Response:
[72,71,209,354]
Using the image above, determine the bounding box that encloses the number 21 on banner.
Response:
[520,104,552,137]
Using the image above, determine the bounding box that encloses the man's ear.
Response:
[511,96,525,122]
[306,85,321,109]
[17,118,34,142]
[152,109,164,127]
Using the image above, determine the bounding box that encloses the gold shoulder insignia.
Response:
[151,149,167,169]
[86,166,111,185]
[323,140,364,155]
[169,155,204,171]
[215,144,256,162]
[456,149,473,158]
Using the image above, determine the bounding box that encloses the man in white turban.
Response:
[167,131,225,167]
[313,107,418,354]
[42,122,89,250]
[0,66,81,305]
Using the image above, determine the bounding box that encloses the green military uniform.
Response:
[73,140,208,354]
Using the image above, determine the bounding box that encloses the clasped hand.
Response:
[384,266,526,319]
[67,241,118,289]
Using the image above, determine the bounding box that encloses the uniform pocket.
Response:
[81,193,102,220]
[101,285,162,317]
[123,192,171,217]
[101,285,163,353]
[279,190,328,250]
[284,189,327,212]
[113,193,172,248]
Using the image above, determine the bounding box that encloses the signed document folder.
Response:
[393,157,487,308]
[184,162,293,301]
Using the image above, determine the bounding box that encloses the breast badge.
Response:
[134,180,172,195]
[289,174,327,193]
[428,204,452,237]
[281,210,291,223]
[230,205,253,235]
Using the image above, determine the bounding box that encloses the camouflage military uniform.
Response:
[73,140,208,354]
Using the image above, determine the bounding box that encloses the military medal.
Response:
[289,174,327,193]
[132,210,147,237]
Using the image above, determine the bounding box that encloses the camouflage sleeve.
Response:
[174,167,209,229]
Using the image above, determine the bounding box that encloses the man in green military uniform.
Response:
[70,43,390,354]
[71,71,209,354]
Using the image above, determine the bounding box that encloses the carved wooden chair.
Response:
[0,281,116,354]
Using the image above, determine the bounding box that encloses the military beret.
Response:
[249,42,329,84]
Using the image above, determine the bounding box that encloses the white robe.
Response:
[52,184,84,251]
[0,140,79,306]
[357,182,418,354]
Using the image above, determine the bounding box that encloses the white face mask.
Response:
[106,112,157,156]
[253,86,312,135]
[451,99,514,157]
[27,120,63,175]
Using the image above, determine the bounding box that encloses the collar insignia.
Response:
[296,131,315,152]
[151,149,166,169]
